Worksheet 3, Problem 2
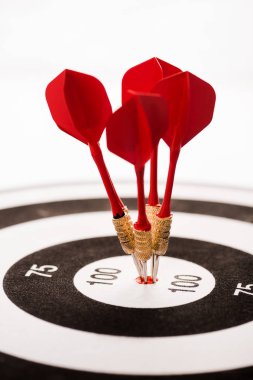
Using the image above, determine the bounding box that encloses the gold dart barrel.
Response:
[152,214,173,256]
[146,204,161,239]
[112,208,135,255]
[133,228,152,261]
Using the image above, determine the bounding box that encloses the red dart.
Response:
[106,93,168,281]
[107,93,168,230]
[122,57,182,206]
[45,69,124,218]
[153,71,216,218]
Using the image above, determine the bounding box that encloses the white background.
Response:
[0,0,252,192]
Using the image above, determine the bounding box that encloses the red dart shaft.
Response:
[148,145,159,206]
[134,166,151,231]
[158,149,180,218]
[89,142,124,217]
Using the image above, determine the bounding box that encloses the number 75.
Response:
[234,283,253,296]
[25,264,58,278]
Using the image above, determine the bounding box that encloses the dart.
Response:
[122,57,182,280]
[45,69,138,273]
[122,58,181,207]
[107,93,168,282]
[151,71,216,280]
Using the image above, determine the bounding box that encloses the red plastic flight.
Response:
[122,57,182,206]
[107,93,168,230]
[46,69,112,144]
[46,69,124,217]
[122,57,181,104]
[153,71,216,217]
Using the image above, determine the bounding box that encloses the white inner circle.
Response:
[74,256,215,308]
[0,209,252,375]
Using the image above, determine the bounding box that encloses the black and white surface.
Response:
[0,182,252,379]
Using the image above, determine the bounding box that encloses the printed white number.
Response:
[25,264,58,278]
[234,283,253,296]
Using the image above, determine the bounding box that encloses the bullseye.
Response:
[136,276,156,284]
[73,255,215,309]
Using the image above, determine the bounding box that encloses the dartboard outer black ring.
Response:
[0,184,252,379]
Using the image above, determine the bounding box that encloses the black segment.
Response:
[0,198,252,229]
[0,351,252,380]
[4,236,253,337]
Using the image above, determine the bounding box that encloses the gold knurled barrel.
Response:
[146,204,161,239]
[152,214,173,256]
[112,208,135,255]
[133,228,152,261]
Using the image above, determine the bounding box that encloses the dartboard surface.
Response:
[0,182,252,380]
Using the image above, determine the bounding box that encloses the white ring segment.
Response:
[0,211,252,375]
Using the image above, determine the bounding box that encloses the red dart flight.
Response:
[46,69,124,217]
[122,57,181,104]
[46,69,112,144]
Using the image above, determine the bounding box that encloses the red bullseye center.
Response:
[136,276,158,284]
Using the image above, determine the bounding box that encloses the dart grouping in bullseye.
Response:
[46,58,216,284]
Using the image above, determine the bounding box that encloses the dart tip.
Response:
[151,254,160,283]
[141,261,148,283]
[136,276,155,285]
[132,253,143,278]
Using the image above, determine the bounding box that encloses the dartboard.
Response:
[0,182,252,379]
